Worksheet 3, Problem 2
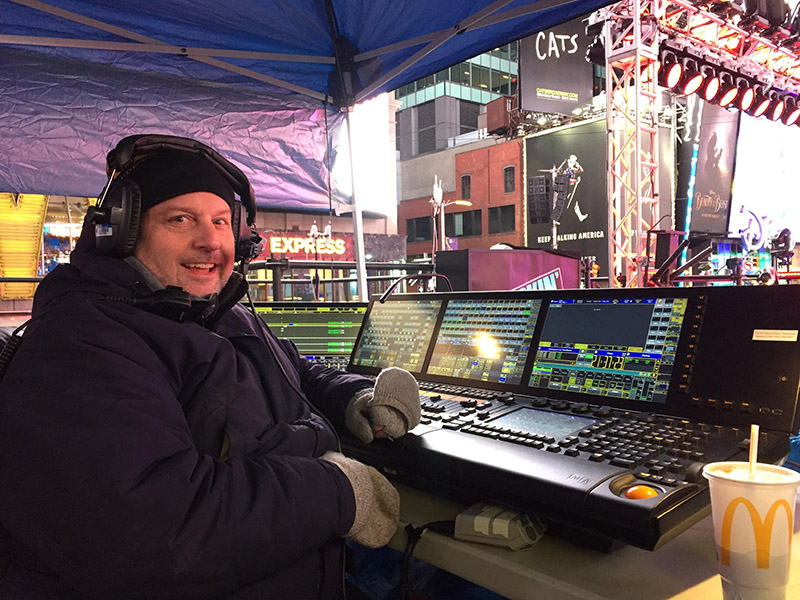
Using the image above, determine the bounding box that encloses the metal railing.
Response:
[0,260,436,305]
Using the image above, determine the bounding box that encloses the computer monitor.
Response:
[528,297,688,404]
[349,299,443,373]
[253,302,367,364]
[425,298,543,385]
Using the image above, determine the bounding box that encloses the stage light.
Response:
[678,59,704,95]
[781,97,800,125]
[738,81,756,111]
[657,51,682,89]
[767,92,785,121]
[716,73,739,107]
[699,66,721,102]
[745,86,771,117]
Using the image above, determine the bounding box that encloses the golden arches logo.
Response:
[720,497,793,569]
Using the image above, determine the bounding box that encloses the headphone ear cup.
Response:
[232,200,247,261]
[91,180,141,257]
[118,182,141,257]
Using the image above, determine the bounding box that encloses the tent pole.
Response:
[342,110,369,301]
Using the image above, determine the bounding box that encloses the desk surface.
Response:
[392,483,800,600]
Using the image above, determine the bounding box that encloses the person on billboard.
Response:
[0,134,421,599]
[557,154,588,222]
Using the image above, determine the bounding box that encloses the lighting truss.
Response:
[659,0,800,97]
[604,0,661,288]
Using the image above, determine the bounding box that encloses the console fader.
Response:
[342,285,800,550]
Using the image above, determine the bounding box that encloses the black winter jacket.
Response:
[0,249,373,599]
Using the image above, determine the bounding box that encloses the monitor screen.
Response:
[426,298,543,385]
[491,407,598,439]
[254,303,367,359]
[529,297,687,403]
[350,299,442,372]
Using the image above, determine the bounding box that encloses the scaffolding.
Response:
[604,0,661,287]
[603,0,800,287]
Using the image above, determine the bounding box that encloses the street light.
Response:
[429,175,472,256]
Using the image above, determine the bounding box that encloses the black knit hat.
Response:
[120,150,236,212]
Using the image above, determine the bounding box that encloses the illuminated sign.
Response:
[269,236,346,256]
[259,232,353,260]
[720,497,793,569]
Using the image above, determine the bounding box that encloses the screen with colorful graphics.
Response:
[350,299,442,373]
[426,298,543,385]
[529,297,687,403]
[254,302,367,359]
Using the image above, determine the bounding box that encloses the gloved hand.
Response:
[321,451,400,548]
[345,367,420,443]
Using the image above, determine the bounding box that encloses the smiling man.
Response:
[134,191,235,297]
[0,136,421,599]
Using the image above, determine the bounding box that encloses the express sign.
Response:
[263,233,350,259]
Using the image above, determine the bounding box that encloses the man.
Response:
[0,135,420,599]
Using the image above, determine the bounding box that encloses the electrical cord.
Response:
[0,319,31,383]
[399,520,455,600]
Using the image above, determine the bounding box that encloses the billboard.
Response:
[730,112,800,251]
[518,16,594,115]
[525,119,608,273]
[677,98,739,236]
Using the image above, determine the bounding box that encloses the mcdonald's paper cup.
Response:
[703,461,800,600]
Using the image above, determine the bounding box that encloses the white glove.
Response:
[345,367,420,443]
[321,451,400,548]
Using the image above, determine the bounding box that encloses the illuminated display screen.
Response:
[529,298,687,403]
[255,303,367,357]
[426,298,542,385]
[491,407,597,439]
[350,299,442,372]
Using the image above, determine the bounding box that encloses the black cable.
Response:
[399,520,455,600]
[379,273,453,303]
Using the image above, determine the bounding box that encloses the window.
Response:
[473,65,490,90]
[418,128,436,154]
[453,62,471,86]
[460,100,480,134]
[489,205,516,234]
[406,216,432,242]
[445,209,482,238]
[461,174,471,200]
[417,101,436,154]
[504,166,516,193]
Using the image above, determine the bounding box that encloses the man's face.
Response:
[133,192,236,297]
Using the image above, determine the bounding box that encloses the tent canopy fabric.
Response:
[0,0,611,211]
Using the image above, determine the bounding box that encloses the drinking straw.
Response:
[749,423,759,479]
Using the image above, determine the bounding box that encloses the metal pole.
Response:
[440,203,446,252]
[343,110,369,301]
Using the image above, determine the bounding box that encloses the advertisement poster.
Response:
[518,16,594,115]
[525,119,608,273]
[730,113,800,250]
[682,99,739,236]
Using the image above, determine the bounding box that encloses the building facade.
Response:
[398,137,525,261]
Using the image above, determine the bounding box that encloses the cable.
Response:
[399,520,455,600]
[378,273,453,303]
[0,319,31,383]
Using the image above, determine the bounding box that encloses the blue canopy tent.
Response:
[0,0,612,207]
[0,0,611,293]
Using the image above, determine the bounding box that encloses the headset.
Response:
[86,134,264,264]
